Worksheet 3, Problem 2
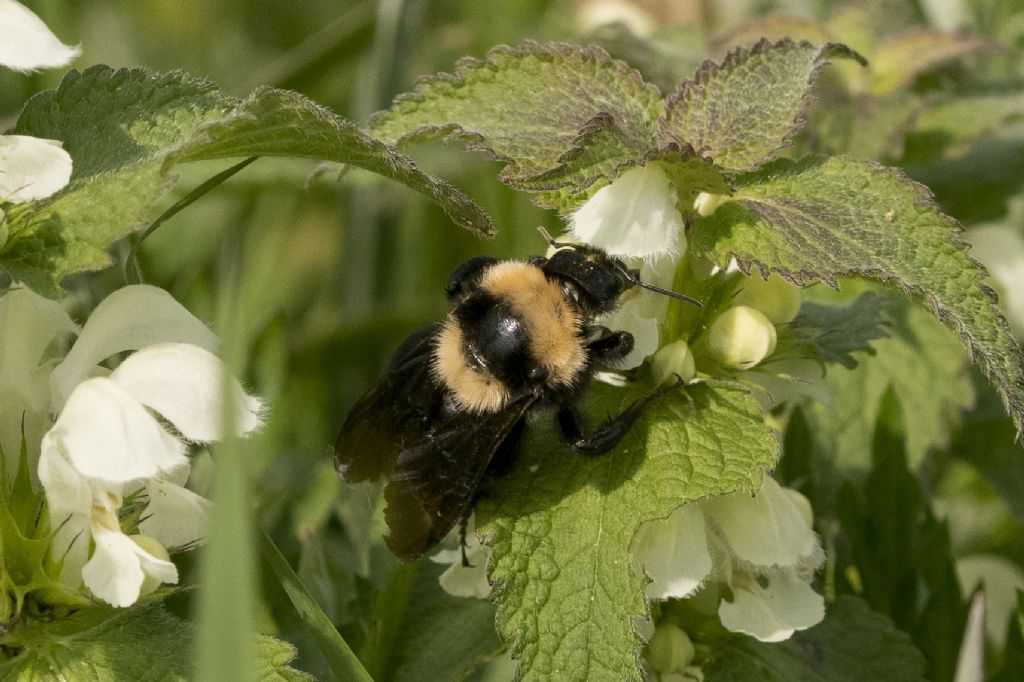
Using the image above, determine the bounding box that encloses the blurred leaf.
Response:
[712,16,835,55]
[869,31,993,95]
[953,393,1024,518]
[835,392,966,682]
[371,41,662,180]
[836,391,921,624]
[788,292,890,369]
[702,596,927,682]
[1,65,492,295]
[659,40,865,173]
[807,299,973,476]
[589,24,707,94]
[479,383,778,682]
[259,526,372,682]
[908,89,1024,161]
[806,91,917,161]
[692,156,1021,441]
[991,591,1024,682]
[358,561,502,682]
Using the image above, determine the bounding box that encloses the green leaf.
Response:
[258,525,372,682]
[0,605,309,681]
[658,40,865,173]
[1,65,491,296]
[952,389,1024,518]
[255,636,314,682]
[370,41,662,180]
[0,605,192,681]
[170,87,491,237]
[358,561,502,682]
[702,596,927,682]
[868,31,994,95]
[478,382,778,682]
[691,155,1022,439]
[907,89,1024,161]
[788,291,890,369]
[805,298,974,475]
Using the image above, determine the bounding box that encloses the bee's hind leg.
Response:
[557,375,685,456]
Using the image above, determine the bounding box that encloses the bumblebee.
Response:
[334,230,700,562]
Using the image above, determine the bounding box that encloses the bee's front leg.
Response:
[556,375,685,456]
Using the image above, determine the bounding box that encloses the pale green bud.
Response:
[731,273,802,324]
[693,192,728,218]
[652,339,696,384]
[647,623,696,674]
[706,306,777,369]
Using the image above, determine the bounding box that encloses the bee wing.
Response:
[382,394,537,562]
[334,324,444,483]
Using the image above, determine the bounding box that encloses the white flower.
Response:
[0,287,76,479]
[0,0,80,73]
[24,285,260,608]
[632,477,825,642]
[0,135,73,203]
[569,163,684,260]
[431,515,492,599]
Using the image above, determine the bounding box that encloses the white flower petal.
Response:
[110,343,262,441]
[49,377,187,483]
[37,441,93,517]
[50,285,220,409]
[0,287,76,476]
[569,164,684,259]
[633,505,712,600]
[703,477,816,568]
[0,135,72,202]
[718,569,825,642]
[954,592,986,682]
[83,524,178,607]
[51,512,90,588]
[596,257,676,369]
[0,0,80,72]
[139,477,210,548]
[438,541,492,599]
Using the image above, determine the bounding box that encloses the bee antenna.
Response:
[634,279,703,307]
[537,226,577,250]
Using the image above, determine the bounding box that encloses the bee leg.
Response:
[445,256,498,300]
[459,514,472,567]
[557,375,684,456]
[586,328,634,363]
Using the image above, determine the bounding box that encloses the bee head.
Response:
[541,244,634,315]
[536,227,702,315]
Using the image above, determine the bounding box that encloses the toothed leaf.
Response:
[478,382,777,682]
[693,157,1017,436]
[370,41,662,180]
[1,66,490,296]
[659,39,865,173]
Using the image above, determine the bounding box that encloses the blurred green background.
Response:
[7,1,1024,679]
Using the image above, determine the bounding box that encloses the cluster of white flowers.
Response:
[0,0,77,203]
[1,285,262,607]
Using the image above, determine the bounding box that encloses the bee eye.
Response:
[562,284,580,304]
[528,366,548,383]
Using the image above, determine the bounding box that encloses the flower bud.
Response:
[731,273,801,325]
[130,534,171,596]
[706,306,777,370]
[652,339,696,384]
[647,623,696,674]
[693,192,728,218]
